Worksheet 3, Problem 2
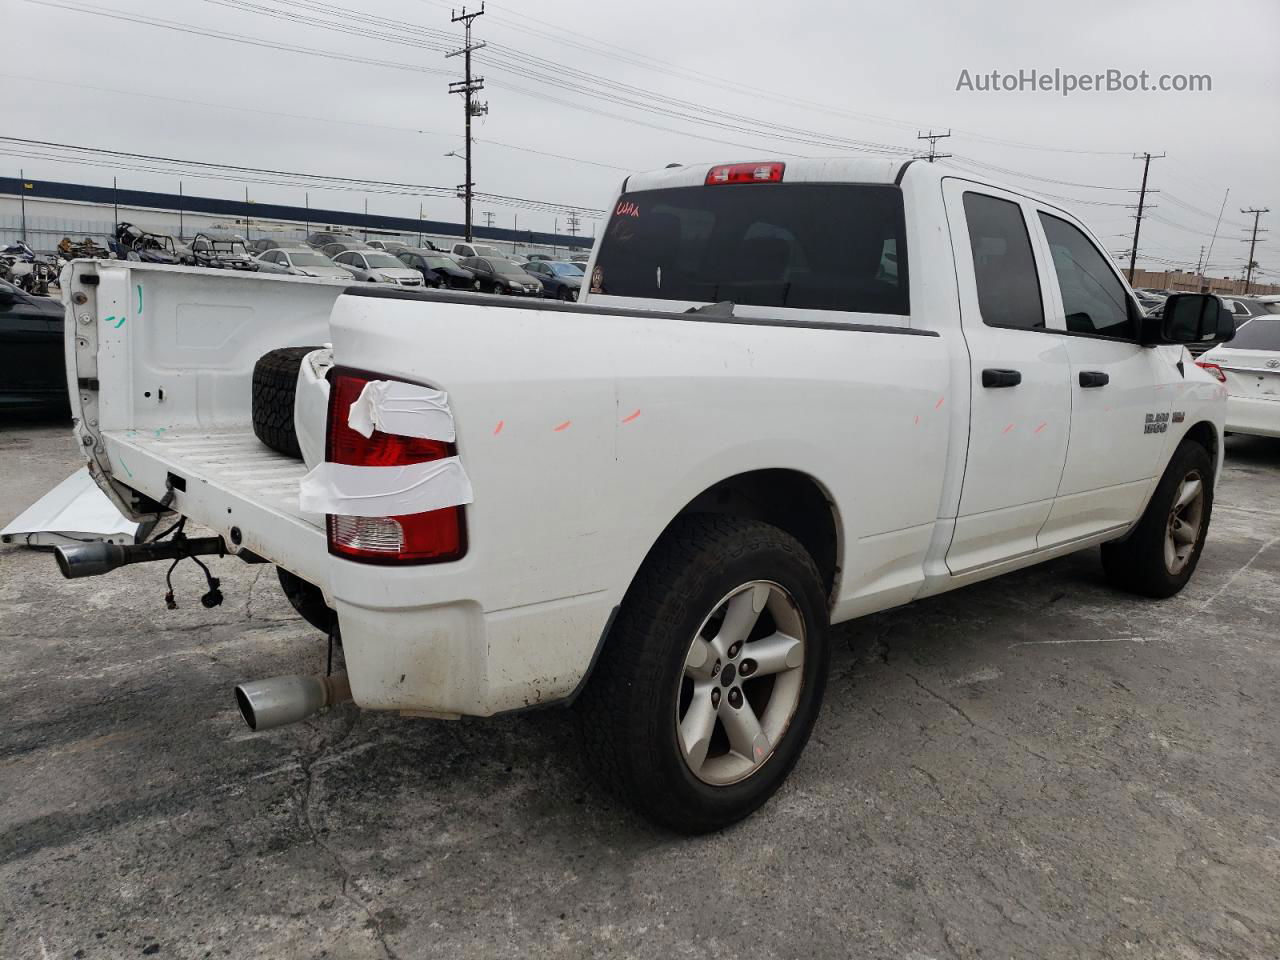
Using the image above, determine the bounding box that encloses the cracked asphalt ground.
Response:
[2,418,1278,960]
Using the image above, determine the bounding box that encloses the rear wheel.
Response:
[251,346,321,459]
[276,568,336,636]
[577,515,830,833]
[1101,440,1214,598]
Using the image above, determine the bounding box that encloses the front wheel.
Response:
[577,515,830,833]
[1101,439,1214,598]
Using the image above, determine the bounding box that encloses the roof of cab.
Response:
[623,157,910,193]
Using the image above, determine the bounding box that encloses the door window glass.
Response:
[1039,213,1135,339]
[962,192,1044,330]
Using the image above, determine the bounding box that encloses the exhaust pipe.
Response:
[234,672,352,731]
[55,536,225,579]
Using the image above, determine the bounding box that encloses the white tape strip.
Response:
[298,458,474,517]
[348,380,455,442]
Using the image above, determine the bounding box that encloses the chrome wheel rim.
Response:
[675,581,806,786]
[1165,470,1205,575]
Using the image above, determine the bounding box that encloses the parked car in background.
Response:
[255,248,354,279]
[1254,295,1280,314]
[1221,297,1272,327]
[0,277,65,411]
[110,223,181,265]
[567,253,590,264]
[307,231,357,249]
[191,233,259,271]
[524,253,556,262]
[331,249,424,286]
[1197,317,1280,439]
[321,241,374,259]
[395,249,479,289]
[1135,291,1165,313]
[523,259,583,300]
[250,238,309,255]
[452,242,505,259]
[460,256,544,295]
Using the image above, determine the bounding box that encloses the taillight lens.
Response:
[1194,360,1227,383]
[705,161,785,185]
[324,369,466,564]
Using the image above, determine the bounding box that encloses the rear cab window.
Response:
[591,183,909,317]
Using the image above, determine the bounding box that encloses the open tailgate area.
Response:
[100,428,326,586]
[65,260,347,588]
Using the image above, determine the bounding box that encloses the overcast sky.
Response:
[6,0,1278,276]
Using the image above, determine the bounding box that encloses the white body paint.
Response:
[62,161,1226,716]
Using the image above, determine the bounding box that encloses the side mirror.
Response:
[1142,293,1234,346]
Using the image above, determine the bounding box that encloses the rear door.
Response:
[1031,207,1177,546]
[941,179,1072,574]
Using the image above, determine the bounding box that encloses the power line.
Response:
[0,71,637,174]
[0,136,603,215]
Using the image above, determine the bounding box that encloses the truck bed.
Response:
[101,427,327,588]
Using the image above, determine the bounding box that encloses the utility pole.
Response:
[482,211,495,229]
[566,211,581,238]
[446,3,487,242]
[305,192,310,238]
[1126,151,1164,283]
[419,202,424,247]
[1239,207,1269,294]
[179,180,184,240]
[915,129,952,162]
[113,176,119,226]
[19,168,26,242]
[245,186,252,240]
[363,197,369,241]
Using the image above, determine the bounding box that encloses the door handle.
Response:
[1079,371,1110,388]
[981,368,1022,388]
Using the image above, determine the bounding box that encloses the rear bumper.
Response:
[96,428,611,717]
[1226,395,1280,438]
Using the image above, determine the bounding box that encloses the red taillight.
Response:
[324,369,466,564]
[1194,360,1227,383]
[705,161,785,185]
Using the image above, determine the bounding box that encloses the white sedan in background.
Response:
[1197,316,1280,438]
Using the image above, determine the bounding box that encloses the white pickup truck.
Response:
[55,158,1234,832]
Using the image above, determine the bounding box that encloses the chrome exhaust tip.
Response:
[234,672,351,731]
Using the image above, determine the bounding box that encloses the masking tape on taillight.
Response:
[298,458,474,517]
[348,379,456,442]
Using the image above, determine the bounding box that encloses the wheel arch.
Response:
[563,468,843,709]
[1181,420,1221,477]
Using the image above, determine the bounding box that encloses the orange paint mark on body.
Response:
[1002,423,1014,434]
[493,420,504,435]
[554,420,572,432]
[1034,422,1047,433]
[621,409,641,424]
[913,415,920,425]
[935,397,945,409]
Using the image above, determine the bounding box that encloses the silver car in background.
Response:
[331,249,425,285]
[255,248,354,279]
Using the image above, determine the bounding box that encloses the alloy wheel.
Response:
[675,581,806,785]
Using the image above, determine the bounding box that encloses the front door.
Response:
[941,179,1072,575]
[1030,208,1178,547]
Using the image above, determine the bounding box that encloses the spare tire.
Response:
[251,346,321,459]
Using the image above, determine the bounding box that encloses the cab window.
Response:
[962,192,1044,330]
[1039,213,1136,339]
